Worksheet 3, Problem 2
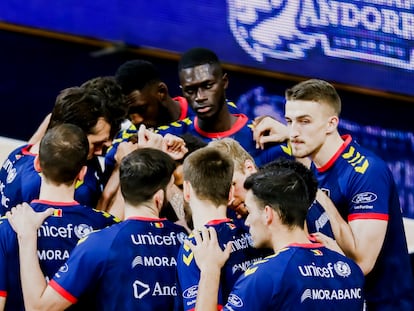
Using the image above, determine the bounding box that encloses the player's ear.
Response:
[326,115,339,134]
[222,73,229,90]
[77,166,88,182]
[264,205,274,225]
[183,180,191,203]
[34,155,42,172]
[157,82,168,101]
[153,188,165,211]
[244,159,256,174]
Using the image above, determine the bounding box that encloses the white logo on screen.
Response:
[227,0,414,70]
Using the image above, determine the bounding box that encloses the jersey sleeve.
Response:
[156,118,192,137]
[176,238,202,311]
[345,157,395,221]
[255,142,294,167]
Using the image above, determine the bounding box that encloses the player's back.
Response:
[0,200,119,311]
[49,218,188,311]
[307,136,414,308]
[177,219,270,310]
[224,244,364,310]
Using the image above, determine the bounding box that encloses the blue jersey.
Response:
[0,144,36,215]
[50,217,188,311]
[156,114,293,167]
[176,219,271,311]
[224,243,364,310]
[306,135,414,310]
[0,200,119,311]
[0,145,105,215]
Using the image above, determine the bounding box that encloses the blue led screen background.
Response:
[1,0,413,97]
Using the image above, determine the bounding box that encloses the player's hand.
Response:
[6,203,54,239]
[137,124,163,150]
[114,141,137,164]
[185,227,232,273]
[310,232,345,255]
[252,116,288,149]
[162,134,188,161]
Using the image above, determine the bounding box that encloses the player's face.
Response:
[179,64,228,120]
[244,190,271,249]
[87,118,112,159]
[285,100,332,160]
[127,85,162,129]
[229,169,250,212]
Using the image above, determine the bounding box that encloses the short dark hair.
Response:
[244,161,315,228]
[48,87,108,135]
[115,60,161,95]
[178,47,221,72]
[39,123,89,185]
[183,147,234,206]
[81,76,128,138]
[285,79,341,116]
[259,158,318,206]
[119,148,176,206]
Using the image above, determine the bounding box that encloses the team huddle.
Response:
[0,47,412,310]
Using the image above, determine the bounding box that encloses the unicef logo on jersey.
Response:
[227,0,414,70]
[74,224,94,239]
[334,261,351,277]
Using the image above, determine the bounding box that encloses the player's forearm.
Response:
[195,269,221,311]
[96,167,120,212]
[0,296,6,311]
[316,191,375,273]
[17,234,48,311]
[316,191,358,256]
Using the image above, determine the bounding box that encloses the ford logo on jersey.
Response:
[351,192,378,204]
[227,0,414,69]
[228,293,244,307]
[182,285,198,299]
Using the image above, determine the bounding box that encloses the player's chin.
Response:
[291,147,309,159]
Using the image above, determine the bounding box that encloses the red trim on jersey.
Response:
[194,114,249,139]
[174,96,189,120]
[126,216,167,221]
[348,213,389,222]
[31,199,79,206]
[206,219,232,226]
[21,144,37,156]
[188,305,222,311]
[0,290,7,297]
[317,135,352,172]
[289,242,324,248]
[49,279,78,304]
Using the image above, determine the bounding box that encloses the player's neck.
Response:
[271,226,310,252]
[124,203,160,219]
[312,132,344,168]
[189,197,228,230]
[29,142,40,154]
[39,180,76,203]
